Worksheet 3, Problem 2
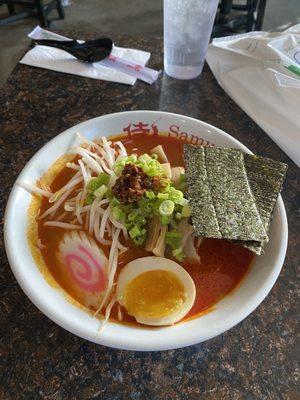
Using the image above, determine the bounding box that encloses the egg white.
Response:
[116,256,196,326]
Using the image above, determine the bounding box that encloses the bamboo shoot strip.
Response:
[183,145,267,242]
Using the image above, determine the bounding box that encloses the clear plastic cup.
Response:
[164,0,219,79]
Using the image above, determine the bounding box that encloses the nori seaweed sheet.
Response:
[240,154,288,254]
[183,144,287,255]
[184,145,267,242]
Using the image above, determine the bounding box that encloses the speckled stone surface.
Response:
[0,33,299,400]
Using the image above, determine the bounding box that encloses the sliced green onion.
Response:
[85,193,94,205]
[146,190,156,199]
[172,247,185,262]
[168,187,184,204]
[161,215,172,225]
[125,221,134,230]
[160,178,171,192]
[165,231,182,249]
[129,225,142,239]
[87,178,99,193]
[138,198,154,214]
[106,189,113,200]
[128,210,139,221]
[114,155,137,175]
[137,216,147,225]
[159,200,175,216]
[138,154,153,164]
[157,192,169,200]
[87,173,110,193]
[133,235,146,246]
[97,172,110,186]
[93,184,108,199]
[112,206,126,222]
[110,196,120,207]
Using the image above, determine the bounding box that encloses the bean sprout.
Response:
[18,182,52,198]
[39,188,74,219]
[44,221,82,229]
[21,132,132,332]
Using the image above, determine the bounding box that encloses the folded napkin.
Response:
[206,24,300,166]
[20,26,152,85]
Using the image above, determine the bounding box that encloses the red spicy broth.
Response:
[37,133,254,324]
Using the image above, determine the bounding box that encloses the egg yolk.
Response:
[125,270,186,318]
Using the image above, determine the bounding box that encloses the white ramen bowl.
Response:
[4,111,288,351]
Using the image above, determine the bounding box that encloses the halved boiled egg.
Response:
[116,256,196,326]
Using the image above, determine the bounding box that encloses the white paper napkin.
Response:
[20,26,151,85]
[206,25,300,166]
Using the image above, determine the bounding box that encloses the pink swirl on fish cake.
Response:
[64,245,107,293]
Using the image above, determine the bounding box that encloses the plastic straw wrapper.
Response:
[100,54,160,84]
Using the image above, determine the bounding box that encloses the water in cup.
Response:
[164,0,219,79]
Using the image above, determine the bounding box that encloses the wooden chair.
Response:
[0,0,64,27]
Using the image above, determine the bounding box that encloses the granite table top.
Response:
[0,33,299,400]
